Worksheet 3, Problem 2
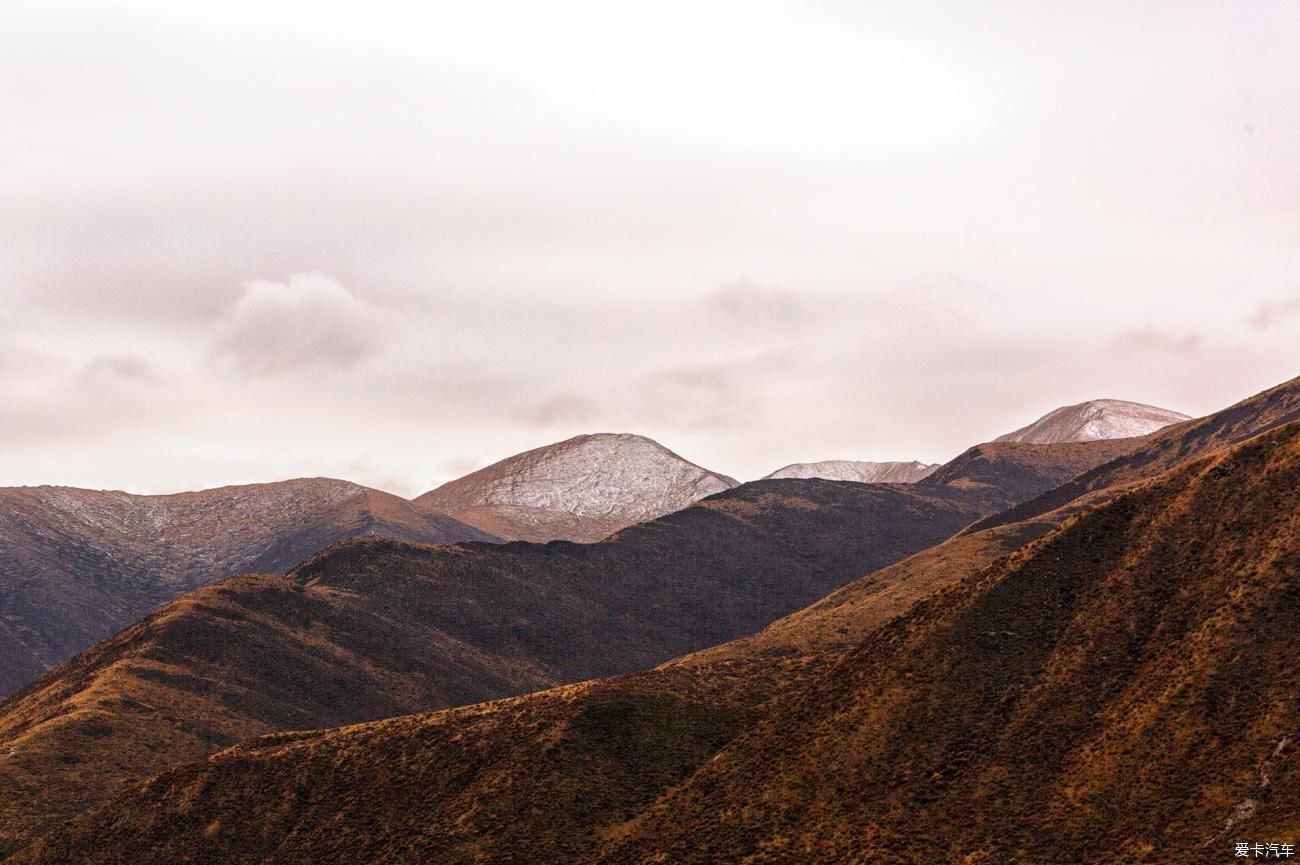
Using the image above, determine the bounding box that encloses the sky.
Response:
[2,0,1298,495]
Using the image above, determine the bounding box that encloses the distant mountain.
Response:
[414,434,738,542]
[0,480,495,697]
[0,434,1137,855]
[995,398,1190,443]
[763,460,938,483]
[25,377,1295,865]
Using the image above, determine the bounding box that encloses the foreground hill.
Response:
[9,379,1293,865]
[414,433,738,542]
[0,480,495,697]
[763,460,938,483]
[996,398,1189,443]
[0,434,1136,856]
[16,400,1294,865]
[595,420,1300,865]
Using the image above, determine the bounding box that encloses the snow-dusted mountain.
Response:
[763,460,939,484]
[415,433,738,543]
[995,399,1190,444]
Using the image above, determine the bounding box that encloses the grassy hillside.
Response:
[598,422,1300,864]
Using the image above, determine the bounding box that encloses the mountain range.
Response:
[1,404,1173,700]
[2,388,1283,863]
[0,431,1148,855]
[4,377,1291,864]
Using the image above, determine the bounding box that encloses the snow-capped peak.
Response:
[416,433,737,522]
[763,460,939,483]
[995,399,1191,444]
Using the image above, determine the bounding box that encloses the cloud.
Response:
[703,279,808,327]
[1111,327,1202,354]
[77,355,160,385]
[516,394,601,428]
[212,274,393,376]
[629,351,797,433]
[1248,293,1300,330]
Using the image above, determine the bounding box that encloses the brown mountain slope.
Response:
[0,480,496,698]
[915,437,1145,503]
[593,421,1300,865]
[0,459,1045,857]
[414,433,739,542]
[4,657,809,865]
[9,385,1294,865]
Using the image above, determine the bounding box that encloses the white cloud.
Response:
[1248,293,1300,331]
[212,274,393,376]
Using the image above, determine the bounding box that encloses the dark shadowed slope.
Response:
[16,416,1296,865]
[0,434,1149,859]
[414,433,738,542]
[0,480,496,698]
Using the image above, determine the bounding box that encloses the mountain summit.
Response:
[764,460,938,483]
[995,398,1189,443]
[415,433,738,542]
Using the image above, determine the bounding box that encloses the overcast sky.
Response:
[2,0,1298,495]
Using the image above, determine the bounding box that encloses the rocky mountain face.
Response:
[0,480,495,698]
[14,377,1294,865]
[414,434,738,542]
[996,398,1190,443]
[763,460,938,483]
[0,431,1138,856]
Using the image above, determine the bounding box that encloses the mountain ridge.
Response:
[0,479,496,697]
